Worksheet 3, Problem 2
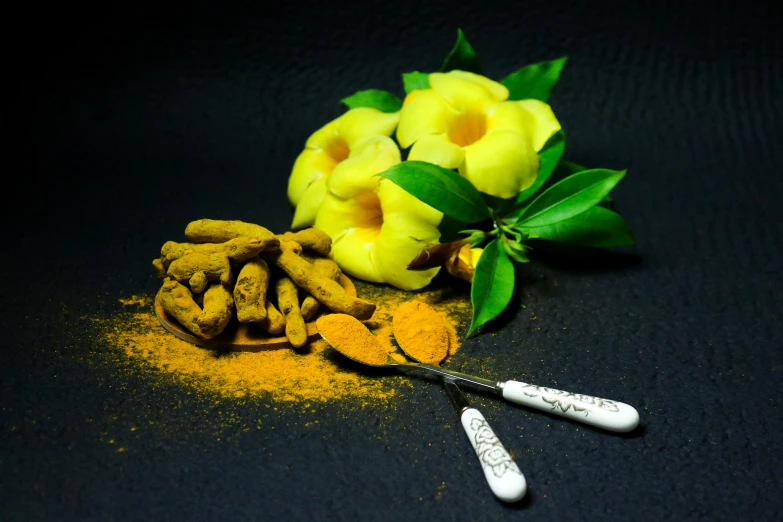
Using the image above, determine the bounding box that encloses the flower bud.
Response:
[445,244,483,282]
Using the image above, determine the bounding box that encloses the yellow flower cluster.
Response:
[287,71,561,290]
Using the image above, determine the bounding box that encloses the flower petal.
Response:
[291,175,327,230]
[370,222,441,290]
[335,108,399,148]
[396,90,457,148]
[429,71,508,111]
[315,193,384,283]
[407,134,465,170]
[305,119,340,151]
[487,100,561,152]
[402,89,423,107]
[516,100,561,151]
[327,136,400,199]
[331,230,384,283]
[370,179,442,290]
[461,130,539,198]
[287,149,335,205]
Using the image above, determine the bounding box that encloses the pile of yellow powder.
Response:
[92,282,471,405]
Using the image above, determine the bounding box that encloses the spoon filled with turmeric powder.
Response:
[316,311,640,433]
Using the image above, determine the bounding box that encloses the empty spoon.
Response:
[442,377,527,503]
[316,314,640,433]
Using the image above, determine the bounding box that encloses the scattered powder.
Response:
[118,295,152,307]
[92,282,471,405]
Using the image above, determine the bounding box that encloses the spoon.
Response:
[318,330,640,433]
[442,377,527,503]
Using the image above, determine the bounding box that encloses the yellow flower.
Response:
[288,108,399,229]
[314,143,443,291]
[396,71,561,199]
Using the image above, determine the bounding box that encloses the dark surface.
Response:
[3,0,782,520]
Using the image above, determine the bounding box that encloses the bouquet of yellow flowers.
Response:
[287,30,634,336]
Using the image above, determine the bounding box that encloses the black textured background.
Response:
[3,0,782,520]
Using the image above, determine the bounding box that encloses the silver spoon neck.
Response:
[397,361,501,394]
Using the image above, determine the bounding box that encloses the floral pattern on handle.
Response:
[467,417,522,478]
[517,383,621,415]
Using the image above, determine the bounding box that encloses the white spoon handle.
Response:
[460,407,527,503]
[502,381,639,432]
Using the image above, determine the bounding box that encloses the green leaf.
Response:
[437,214,467,243]
[458,229,488,247]
[514,130,566,206]
[521,206,634,247]
[341,89,403,113]
[555,159,586,176]
[441,29,483,74]
[377,161,490,223]
[513,168,626,227]
[500,226,523,243]
[501,56,568,102]
[468,239,515,337]
[402,71,431,94]
[501,235,530,263]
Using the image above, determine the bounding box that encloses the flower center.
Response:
[351,192,384,239]
[325,137,350,164]
[448,112,487,147]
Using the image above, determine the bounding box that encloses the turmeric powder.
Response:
[316,314,389,366]
[94,285,469,405]
[276,277,307,348]
[392,300,450,365]
[93,304,400,404]
[184,219,275,243]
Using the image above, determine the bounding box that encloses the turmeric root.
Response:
[234,257,269,322]
[152,258,167,279]
[159,280,205,339]
[258,300,286,335]
[300,296,319,321]
[300,257,342,320]
[160,236,278,267]
[155,219,374,343]
[189,271,209,294]
[196,283,234,339]
[167,252,232,285]
[277,239,303,255]
[267,249,375,320]
[279,229,331,256]
[276,277,307,348]
[184,219,275,243]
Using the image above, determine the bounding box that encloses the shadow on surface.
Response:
[528,241,644,274]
